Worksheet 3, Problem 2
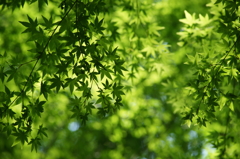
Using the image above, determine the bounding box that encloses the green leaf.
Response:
[112,83,125,99]
[199,14,212,26]
[6,65,17,82]
[20,15,38,34]
[19,21,30,27]
[49,74,64,93]
[41,15,53,29]
[32,99,45,117]
[40,81,49,100]
[101,67,113,80]
[65,78,80,94]
[85,102,95,114]
[37,124,48,138]
[102,79,112,90]
[179,10,198,26]
[28,137,41,152]
[2,123,14,136]
[80,113,89,125]
[12,129,28,145]
[113,59,127,76]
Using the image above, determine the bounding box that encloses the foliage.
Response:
[1,0,127,150]
[174,0,240,157]
[1,0,240,159]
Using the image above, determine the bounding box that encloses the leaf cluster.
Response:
[0,0,127,151]
[175,3,240,157]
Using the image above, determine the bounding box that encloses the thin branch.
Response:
[9,0,78,107]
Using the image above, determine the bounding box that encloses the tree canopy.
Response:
[1,0,240,158]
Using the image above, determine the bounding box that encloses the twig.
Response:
[9,0,78,107]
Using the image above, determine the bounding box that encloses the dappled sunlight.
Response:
[1,0,240,158]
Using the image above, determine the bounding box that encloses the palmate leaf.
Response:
[70,105,82,119]
[105,46,118,60]
[49,74,64,93]
[91,58,105,71]
[148,23,164,36]
[28,137,41,152]
[40,81,49,100]
[97,107,106,118]
[80,113,89,125]
[89,71,99,81]
[106,21,120,41]
[141,45,155,57]
[70,95,82,107]
[113,59,127,76]
[37,124,48,139]
[197,117,207,127]
[2,123,15,136]
[56,60,69,76]
[12,117,24,130]
[179,10,198,26]
[222,67,239,81]
[96,93,112,108]
[102,79,112,90]
[5,65,18,82]
[229,67,239,80]
[19,15,38,34]
[1,103,16,119]
[65,77,80,94]
[114,97,123,109]
[3,86,13,103]
[31,99,45,117]
[100,67,113,80]
[85,102,95,114]
[199,14,212,27]
[112,83,125,99]
[12,129,28,145]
